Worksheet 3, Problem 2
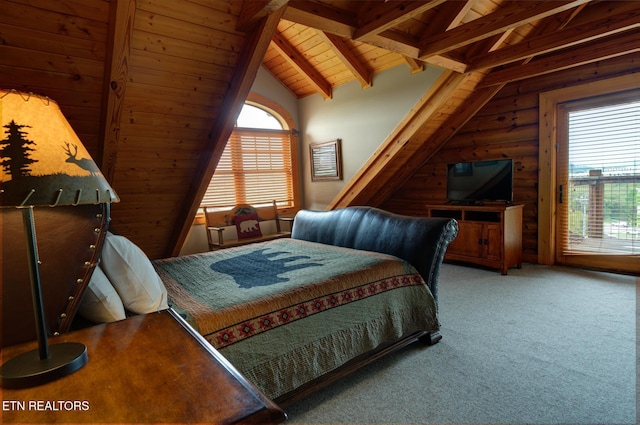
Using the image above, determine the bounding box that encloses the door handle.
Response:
[559,184,563,204]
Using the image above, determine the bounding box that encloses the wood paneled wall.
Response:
[0,0,264,260]
[0,0,110,156]
[382,53,640,263]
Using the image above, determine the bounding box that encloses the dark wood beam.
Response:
[170,7,286,257]
[369,83,506,206]
[420,0,473,36]
[479,29,640,87]
[361,31,468,73]
[329,71,468,209]
[236,0,289,32]
[418,0,591,60]
[283,1,358,38]
[284,0,465,72]
[469,3,640,71]
[353,0,446,41]
[100,0,136,184]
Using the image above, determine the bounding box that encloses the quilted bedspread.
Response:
[153,238,439,399]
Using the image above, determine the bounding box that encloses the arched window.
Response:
[200,94,299,210]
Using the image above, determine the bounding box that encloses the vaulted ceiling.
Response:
[1,0,638,259]
[258,0,639,99]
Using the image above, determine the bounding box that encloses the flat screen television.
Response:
[446,159,513,204]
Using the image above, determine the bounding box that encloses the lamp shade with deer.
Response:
[0,89,118,206]
[0,89,119,388]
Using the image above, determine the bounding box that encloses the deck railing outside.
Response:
[567,167,639,254]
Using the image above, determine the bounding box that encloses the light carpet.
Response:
[285,263,637,425]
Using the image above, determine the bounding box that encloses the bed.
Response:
[152,206,458,405]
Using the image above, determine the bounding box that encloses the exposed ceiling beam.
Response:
[418,0,592,60]
[479,28,640,87]
[171,8,286,257]
[237,0,289,32]
[427,0,474,34]
[283,1,357,38]
[101,0,136,183]
[270,32,333,99]
[361,31,419,56]
[360,32,468,72]
[329,70,469,209]
[372,81,507,207]
[353,0,446,41]
[403,56,424,74]
[283,0,466,72]
[318,31,372,89]
[468,3,640,71]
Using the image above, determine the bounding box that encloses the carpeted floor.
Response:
[285,263,637,425]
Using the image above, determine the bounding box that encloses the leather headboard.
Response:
[1,203,110,347]
[290,207,458,304]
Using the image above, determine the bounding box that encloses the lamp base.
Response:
[0,342,88,389]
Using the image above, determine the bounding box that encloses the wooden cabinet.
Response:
[426,204,523,275]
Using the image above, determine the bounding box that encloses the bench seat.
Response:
[203,201,293,250]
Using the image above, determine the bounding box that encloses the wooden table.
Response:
[1,309,286,424]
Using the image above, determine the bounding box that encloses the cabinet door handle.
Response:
[478,238,483,245]
[484,239,489,245]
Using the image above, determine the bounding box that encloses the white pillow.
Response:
[100,232,168,315]
[78,265,127,323]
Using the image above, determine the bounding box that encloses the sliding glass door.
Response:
[555,91,640,273]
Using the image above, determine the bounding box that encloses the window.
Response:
[200,97,299,210]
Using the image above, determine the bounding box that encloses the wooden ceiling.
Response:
[1,0,638,260]
[258,0,640,99]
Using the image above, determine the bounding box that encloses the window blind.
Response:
[562,94,639,255]
[201,128,294,209]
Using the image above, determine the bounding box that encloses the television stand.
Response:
[447,200,485,206]
[425,203,523,275]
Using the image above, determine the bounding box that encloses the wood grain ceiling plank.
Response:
[0,22,107,61]
[132,9,244,52]
[128,52,234,86]
[140,0,242,32]
[0,44,104,77]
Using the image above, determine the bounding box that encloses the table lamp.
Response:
[0,89,119,388]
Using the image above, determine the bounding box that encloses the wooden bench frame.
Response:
[203,201,294,250]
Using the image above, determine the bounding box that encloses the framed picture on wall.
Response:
[310,139,342,181]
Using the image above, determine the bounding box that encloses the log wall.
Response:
[382,53,640,263]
